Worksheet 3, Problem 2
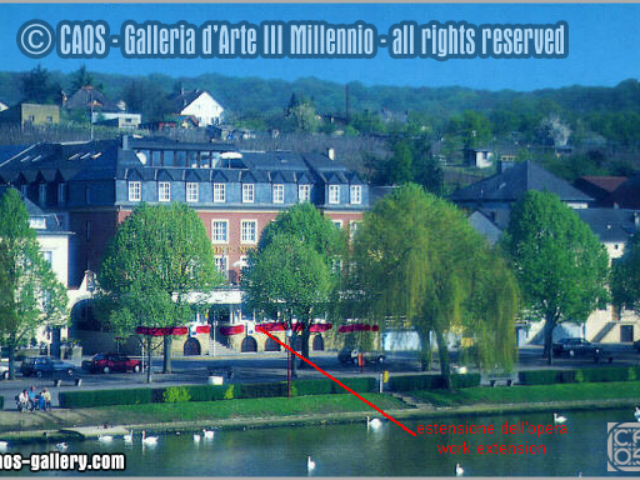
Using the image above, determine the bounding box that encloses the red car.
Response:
[82,353,141,374]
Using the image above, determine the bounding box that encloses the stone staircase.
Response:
[207,339,236,356]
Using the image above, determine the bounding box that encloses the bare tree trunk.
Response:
[163,335,172,374]
[435,329,451,390]
[289,331,298,378]
[7,343,16,380]
[543,315,556,366]
[418,330,432,371]
[298,325,311,369]
[146,337,153,384]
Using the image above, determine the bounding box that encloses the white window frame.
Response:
[186,182,199,203]
[213,183,226,203]
[211,220,229,244]
[242,184,255,203]
[214,255,228,279]
[349,220,361,241]
[329,185,340,205]
[273,184,285,204]
[333,220,343,230]
[128,181,141,202]
[158,182,171,202]
[298,184,311,203]
[241,220,258,244]
[58,183,66,205]
[350,185,362,205]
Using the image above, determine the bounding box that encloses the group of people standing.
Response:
[16,386,51,412]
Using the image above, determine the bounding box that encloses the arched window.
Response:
[312,335,325,351]
[265,337,281,352]
[183,338,201,356]
[241,336,258,352]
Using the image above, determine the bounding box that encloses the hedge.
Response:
[237,382,289,399]
[388,374,481,392]
[59,388,153,408]
[291,379,334,397]
[0,396,3,410]
[519,367,640,386]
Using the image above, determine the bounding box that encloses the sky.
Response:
[1,3,639,92]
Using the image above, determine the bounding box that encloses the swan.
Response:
[634,407,640,421]
[0,441,8,451]
[141,431,158,445]
[203,428,214,439]
[366,416,382,430]
[553,412,567,424]
[455,463,464,477]
[307,456,316,473]
[98,435,113,443]
[193,433,201,442]
[55,442,69,452]
[123,431,133,444]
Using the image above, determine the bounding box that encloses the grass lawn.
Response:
[412,381,640,407]
[104,393,409,423]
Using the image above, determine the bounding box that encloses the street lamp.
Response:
[286,328,293,398]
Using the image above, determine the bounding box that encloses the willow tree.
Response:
[98,203,224,374]
[349,183,518,387]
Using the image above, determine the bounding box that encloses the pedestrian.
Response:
[28,386,38,411]
[38,390,46,411]
[17,390,29,412]
[41,389,51,411]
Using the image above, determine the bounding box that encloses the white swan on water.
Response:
[455,463,464,477]
[366,416,382,430]
[307,456,316,473]
[55,443,69,452]
[203,429,215,439]
[141,431,158,445]
[193,433,201,442]
[553,412,567,424]
[98,435,113,443]
[123,431,133,444]
[0,441,8,451]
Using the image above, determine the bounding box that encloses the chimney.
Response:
[327,148,335,161]
[121,135,130,150]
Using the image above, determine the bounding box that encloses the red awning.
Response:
[309,323,333,333]
[195,325,211,334]
[338,323,378,333]
[256,322,286,332]
[219,325,245,336]
[135,326,189,336]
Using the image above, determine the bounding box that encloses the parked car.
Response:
[338,348,385,365]
[82,353,141,374]
[552,338,602,361]
[0,363,8,380]
[19,357,76,378]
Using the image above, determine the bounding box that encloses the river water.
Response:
[4,407,639,476]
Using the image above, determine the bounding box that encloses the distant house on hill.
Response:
[450,161,593,210]
[63,86,141,130]
[609,172,640,210]
[0,102,60,127]
[462,147,494,169]
[172,89,223,127]
[574,176,628,207]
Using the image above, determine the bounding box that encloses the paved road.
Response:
[2,345,639,410]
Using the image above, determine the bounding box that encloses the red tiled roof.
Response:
[580,176,628,193]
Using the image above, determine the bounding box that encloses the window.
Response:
[214,255,228,278]
[42,251,53,265]
[58,183,66,205]
[241,220,258,244]
[298,184,311,203]
[158,182,171,202]
[46,116,53,123]
[333,220,343,229]
[29,217,46,229]
[28,115,35,123]
[213,183,226,203]
[186,182,199,203]
[128,181,141,202]
[350,185,362,205]
[211,220,228,244]
[349,221,361,241]
[39,184,46,205]
[242,184,255,203]
[273,184,285,204]
[329,185,340,204]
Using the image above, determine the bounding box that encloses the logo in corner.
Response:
[608,422,640,472]
[17,20,55,59]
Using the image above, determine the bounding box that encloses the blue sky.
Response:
[1,4,638,91]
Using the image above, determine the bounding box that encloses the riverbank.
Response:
[2,382,640,444]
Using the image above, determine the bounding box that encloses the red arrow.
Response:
[257,327,417,437]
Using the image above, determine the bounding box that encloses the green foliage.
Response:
[613,232,640,314]
[518,367,640,385]
[502,191,610,364]
[518,370,564,385]
[223,385,234,400]
[291,379,334,396]
[59,388,153,408]
[334,377,376,393]
[237,382,289,399]
[0,397,3,410]
[21,65,60,104]
[388,374,480,391]
[163,386,192,403]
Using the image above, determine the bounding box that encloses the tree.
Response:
[410,137,443,196]
[349,184,518,387]
[501,191,610,364]
[244,203,344,370]
[98,203,224,377]
[123,79,173,122]
[612,232,640,315]
[0,189,67,379]
[285,93,319,133]
[21,65,58,104]
[70,65,97,92]
[388,141,413,185]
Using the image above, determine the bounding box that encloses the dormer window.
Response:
[159,182,171,202]
[298,185,311,203]
[186,182,199,203]
[242,184,255,203]
[128,181,141,202]
[213,183,226,203]
[350,185,362,205]
[273,184,285,204]
[329,185,340,205]
[29,217,46,230]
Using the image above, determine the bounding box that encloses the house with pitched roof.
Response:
[63,86,141,129]
[172,89,224,127]
[574,175,628,207]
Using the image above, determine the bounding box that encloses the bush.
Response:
[237,382,288,399]
[163,387,191,403]
[451,374,481,389]
[223,385,234,400]
[334,377,376,394]
[59,388,153,408]
[0,396,3,409]
[388,375,446,392]
[517,370,562,385]
[577,367,640,383]
[291,379,334,397]
[558,370,577,384]
[182,385,230,402]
